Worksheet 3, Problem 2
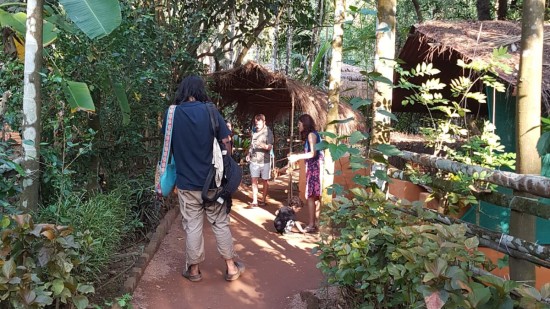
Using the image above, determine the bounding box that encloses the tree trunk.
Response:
[229,11,236,68]
[371,0,396,146]
[370,0,396,191]
[234,15,270,67]
[510,0,544,285]
[307,0,324,73]
[20,0,43,211]
[476,0,492,20]
[497,0,508,19]
[411,0,423,22]
[86,89,102,193]
[321,0,345,231]
[285,5,293,74]
[272,6,281,71]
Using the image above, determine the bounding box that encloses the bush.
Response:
[37,185,140,278]
[0,140,24,215]
[0,214,94,309]
[315,189,545,308]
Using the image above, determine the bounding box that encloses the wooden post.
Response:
[288,95,295,201]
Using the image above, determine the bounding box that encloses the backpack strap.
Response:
[206,103,219,137]
[202,103,221,203]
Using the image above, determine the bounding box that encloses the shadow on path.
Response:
[132,175,326,309]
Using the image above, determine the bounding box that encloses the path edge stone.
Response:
[122,205,179,295]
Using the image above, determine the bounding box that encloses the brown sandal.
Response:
[225,262,245,281]
[182,265,202,282]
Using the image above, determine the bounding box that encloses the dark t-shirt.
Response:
[162,102,230,190]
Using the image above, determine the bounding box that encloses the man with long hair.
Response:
[164,75,244,282]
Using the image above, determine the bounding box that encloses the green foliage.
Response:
[0,214,94,308]
[396,51,516,215]
[39,126,96,203]
[343,2,376,68]
[37,185,140,277]
[0,10,59,46]
[536,117,550,157]
[96,293,133,309]
[451,121,516,171]
[315,191,545,308]
[58,0,121,40]
[63,81,95,113]
[0,57,24,130]
[35,2,178,188]
[0,141,24,215]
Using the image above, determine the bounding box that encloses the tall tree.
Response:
[272,4,282,71]
[411,0,424,22]
[285,4,293,74]
[322,0,345,222]
[371,0,396,147]
[476,0,492,20]
[20,0,44,210]
[370,0,396,192]
[510,0,544,285]
[307,0,325,73]
[497,0,508,19]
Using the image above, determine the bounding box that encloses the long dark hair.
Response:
[298,114,316,141]
[174,75,210,103]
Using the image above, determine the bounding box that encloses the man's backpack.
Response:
[201,103,243,213]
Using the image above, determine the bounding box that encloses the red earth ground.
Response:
[131,174,328,309]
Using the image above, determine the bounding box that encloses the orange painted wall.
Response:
[297,156,428,202]
[297,155,369,201]
[478,247,549,290]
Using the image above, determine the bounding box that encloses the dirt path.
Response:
[131,175,325,309]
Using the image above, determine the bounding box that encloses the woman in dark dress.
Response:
[288,114,323,233]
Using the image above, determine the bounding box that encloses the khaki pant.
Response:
[177,190,235,267]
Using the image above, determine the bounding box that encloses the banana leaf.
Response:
[58,0,121,39]
[63,81,95,113]
[0,10,58,46]
[112,82,130,126]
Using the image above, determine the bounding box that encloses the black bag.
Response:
[201,103,243,213]
[273,206,296,234]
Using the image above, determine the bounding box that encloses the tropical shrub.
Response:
[395,49,516,215]
[0,141,24,215]
[37,185,141,278]
[316,191,548,308]
[0,214,94,309]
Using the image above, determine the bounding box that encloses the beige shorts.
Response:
[249,162,271,180]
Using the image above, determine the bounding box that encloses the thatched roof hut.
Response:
[208,61,364,135]
[394,20,550,115]
[340,63,372,100]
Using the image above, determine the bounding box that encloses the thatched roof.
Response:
[396,20,550,115]
[340,63,372,99]
[208,61,364,134]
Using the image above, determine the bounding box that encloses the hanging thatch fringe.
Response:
[407,20,550,115]
[208,61,365,135]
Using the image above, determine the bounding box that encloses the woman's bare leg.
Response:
[314,198,320,228]
[307,196,316,228]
